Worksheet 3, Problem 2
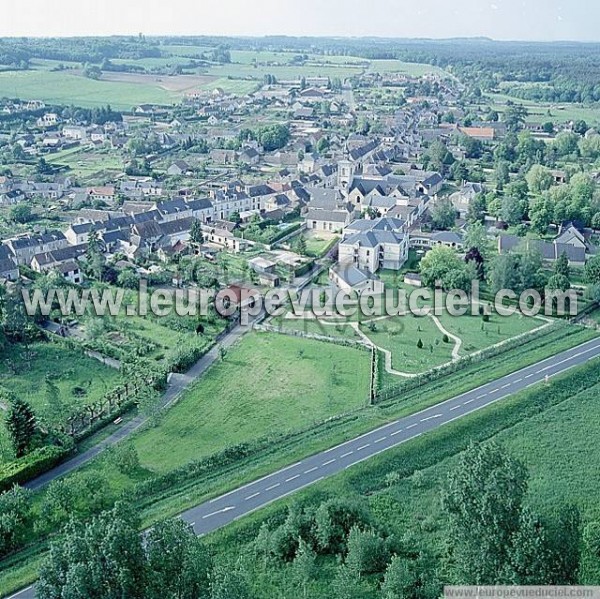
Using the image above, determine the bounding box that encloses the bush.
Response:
[0,486,32,558]
[442,334,449,343]
[165,341,212,373]
[416,338,424,349]
[0,445,70,492]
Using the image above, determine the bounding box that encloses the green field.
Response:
[437,310,544,353]
[132,332,371,472]
[0,50,449,108]
[46,145,124,180]
[0,69,178,109]
[367,59,448,77]
[486,92,600,125]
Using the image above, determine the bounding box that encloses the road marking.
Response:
[304,467,318,474]
[286,474,300,482]
[357,443,370,451]
[463,399,475,405]
[406,423,418,429]
[208,459,303,503]
[449,405,462,411]
[322,459,336,466]
[265,483,280,491]
[514,378,522,383]
[189,522,196,527]
[421,414,442,422]
[390,429,403,435]
[489,388,499,394]
[501,383,511,389]
[202,506,235,519]
[525,373,535,378]
[374,436,387,444]
[476,394,487,399]
[340,451,354,457]
[245,492,260,501]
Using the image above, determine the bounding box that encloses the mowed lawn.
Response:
[132,332,371,473]
[363,314,454,373]
[438,310,546,354]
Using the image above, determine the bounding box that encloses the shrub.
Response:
[0,445,70,492]
[442,334,449,343]
[416,338,424,349]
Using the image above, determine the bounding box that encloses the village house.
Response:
[329,263,384,294]
[239,147,260,166]
[338,216,409,273]
[5,231,69,265]
[201,223,246,252]
[167,160,192,176]
[210,149,237,165]
[497,232,587,266]
[0,246,18,281]
[154,198,193,223]
[449,182,484,218]
[87,186,116,204]
[30,244,88,274]
[36,113,60,128]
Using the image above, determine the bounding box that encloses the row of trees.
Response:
[418,226,573,297]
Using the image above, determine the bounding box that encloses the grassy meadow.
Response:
[132,332,372,473]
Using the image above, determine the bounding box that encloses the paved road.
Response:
[179,335,600,535]
[8,336,600,599]
[25,321,251,492]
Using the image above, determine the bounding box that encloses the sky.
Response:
[1,0,597,42]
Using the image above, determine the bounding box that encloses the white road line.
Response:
[208,459,303,503]
[421,414,442,422]
[501,383,511,389]
[390,429,403,435]
[340,451,354,457]
[525,373,535,378]
[476,394,487,399]
[406,423,418,429]
[489,388,499,393]
[374,437,387,444]
[322,459,336,466]
[265,483,280,491]
[357,443,370,451]
[514,378,523,383]
[304,467,318,474]
[189,522,196,527]
[202,506,235,519]
[449,405,462,411]
[463,399,475,405]
[245,492,260,501]
[286,474,300,482]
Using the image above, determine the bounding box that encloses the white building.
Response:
[338,217,409,273]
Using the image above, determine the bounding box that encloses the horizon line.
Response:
[1,33,600,44]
